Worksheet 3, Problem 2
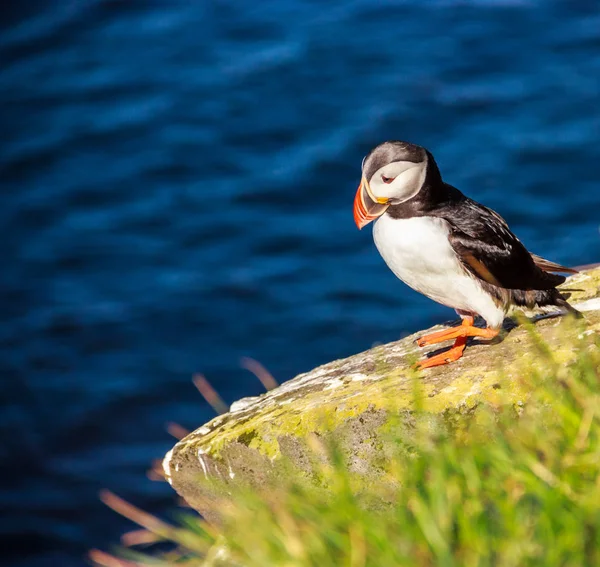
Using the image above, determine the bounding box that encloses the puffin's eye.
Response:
[381,175,395,184]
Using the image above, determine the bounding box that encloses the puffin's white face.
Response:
[354,141,429,230]
[367,159,427,204]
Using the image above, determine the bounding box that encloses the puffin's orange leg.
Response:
[416,316,474,347]
[415,336,467,370]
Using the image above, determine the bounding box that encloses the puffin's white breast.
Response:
[372,214,504,328]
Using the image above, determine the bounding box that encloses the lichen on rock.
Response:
[163,267,600,520]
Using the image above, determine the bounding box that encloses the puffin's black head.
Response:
[354,141,433,229]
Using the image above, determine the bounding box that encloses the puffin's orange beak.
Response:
[353,176,389,230]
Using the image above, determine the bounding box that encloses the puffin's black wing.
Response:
[437,195,565,291]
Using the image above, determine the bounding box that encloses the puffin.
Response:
[353,140,580,370]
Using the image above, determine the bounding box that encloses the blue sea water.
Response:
[1,1,599,565]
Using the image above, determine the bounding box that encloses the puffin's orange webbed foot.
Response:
[415,336,467,369]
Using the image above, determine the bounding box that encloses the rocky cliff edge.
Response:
[163,267,600,521]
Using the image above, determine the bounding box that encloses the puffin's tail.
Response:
[531,254,579,275]
[528,253,582,317]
